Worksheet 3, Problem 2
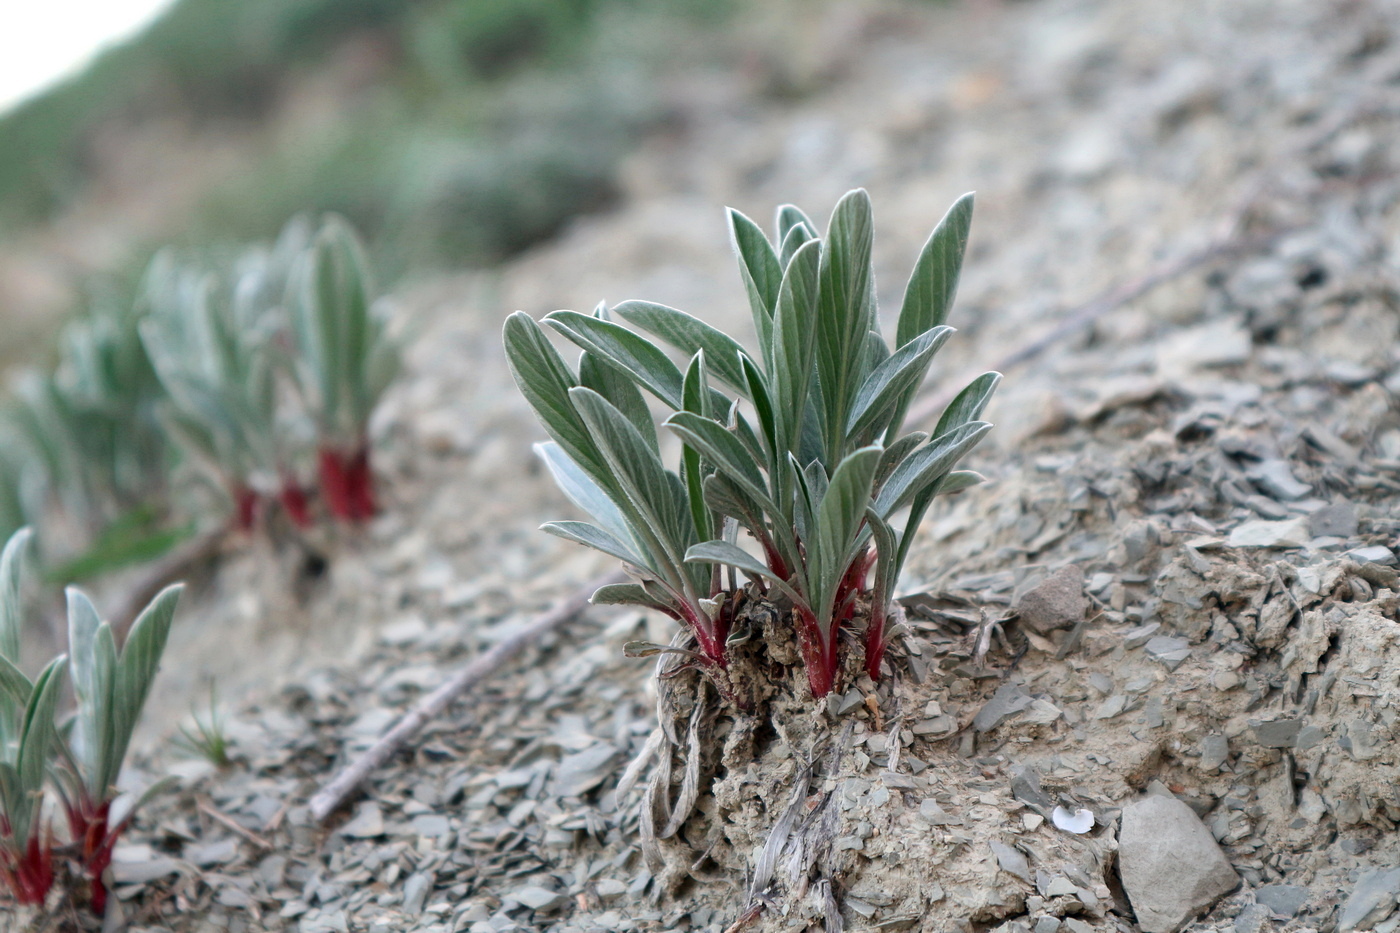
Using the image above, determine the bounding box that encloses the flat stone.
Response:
[1338,869,1400,932]
[1123,623,1161,649]
[338,802,385,839]
[509,886,566,911]
[1199,735,1229,771]
[595,879,627,901]
[112,856,183,884]
[549,743,619,798]
[1308,502,1358,538]
[974,683,1034,732]
[1234,903,1270,933]
[402,872,433,916]
[1227,518,1310,549]
[1010,766,1054,811]
[185,838,239,867]
[412,814,451,838]
[1246,460,1310,500]
[919,799,959,825]
[1034,919,1061,933]
[1118,795,1240,933]
[1349,545,1397,566]
[991,841,1032,882]
[1250,718,1302,749]
[1145,636,1192,670]
[1016,567,1087,634]
[1254,884,1308,918]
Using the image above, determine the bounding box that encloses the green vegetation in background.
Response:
[0,0,732,273]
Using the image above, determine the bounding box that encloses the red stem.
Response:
[233,484,260,532]
[279,477,314,529]
[793,604,836,698]
[864,599,888,682]
[0,827,54,905]
[318,448,355,522]
[65,798,114,915]
[348,443,376,521]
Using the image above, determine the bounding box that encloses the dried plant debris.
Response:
[20,0,1400,930]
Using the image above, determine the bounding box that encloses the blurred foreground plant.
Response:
[0,528,181,914]
[506,189,996,699]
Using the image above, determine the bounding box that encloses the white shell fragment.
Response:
[1052,806,1095,834]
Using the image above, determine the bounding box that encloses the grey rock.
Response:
[1145,636,1192,669]
[1295,725,1326,751]
[1246,460,1311,500]
[991,841,1032,882]
[1338,869,1400,932]
[1033,918,1061,933]
[549,742,619,798]
[1016,567,1087,634]
[1250,718,1302,748]
[1010,766,1054,811]
[1308,501,1357,538]
[1118,795,1240,933]
[402,871,433,916]
[919,799,959,825]
[1234,903,1270,933]
[411,814,451,838]
[594,879,627,901]
[1123,622,1161,649]
[509,885,566,911]
[1227,518,1310,548]
[974,683,1034,732]
[1255,884,1308,918]
[1349,545,1397,566]
[1199,734,1229,771]
[338,802,385,839]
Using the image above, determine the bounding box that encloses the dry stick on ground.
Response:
[310,569,626,822]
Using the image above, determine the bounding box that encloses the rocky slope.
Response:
[11,0,1400,931]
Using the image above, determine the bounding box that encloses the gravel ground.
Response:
[10,0,1400,930]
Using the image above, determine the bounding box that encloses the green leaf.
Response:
[534,442,633,546]
[680,354,714,544]
[937,470,986,494]
[811,446,881,626]
[815,189,876,464]
[503,312,610,487]
[875,432,928,492]
[545,311,685,409]
[0,527,30,665]
[768,239,821,455]
[579,351,657,454]
[932,371,1002,437]
[728,209,783,355]
[612,301,752,394]
[740,356,777,460]
[874,421,992,517]
[665,412,775,518]
[775,204,817,246]
[684,541,804,605]
[542,521,647,570]
[896,192,974,347]
[591,583,680,615]
[846,326,953,441]
[778,221,814,269]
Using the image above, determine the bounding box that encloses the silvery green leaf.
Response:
[0,527,30,666]
[810,446,880,627]
[846,326,953,441]
[546,311,684,409]
[768,239,821,454]
[534,442,633,545]
[613,301,752,394]
[684,541,804,606]
[728,209,783,355]
[778,221,814,269]
[680,353,714,543]
[593,584,679,615]
[579,351,657,454]
[897,192,974,346]
[875,432,927,491]
[542,521,648,570]
[815,189,875,463]
[933,371,1002,437]
[665,412,775,519]
[775,204,817,247]
[874,421,991,517]
[503,312,611,488]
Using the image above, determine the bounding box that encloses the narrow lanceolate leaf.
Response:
[503,312,608,484]
[568,388,697,589]
[534,442,633,546]
[0,527,30,664]
[815,189,876,462]
[810,446,881,625]
[545,311,685,409]
[778,220,814,269]
[874,421,992,517]
[740,356,777,460]
[769,239,821,455]
[665,412,775,518]
[936,470,986,494]
[846,325,954,441]
[775,204,817,247]
[896,192,974,347]
[0,655,32,710]
[684,541,804,605]
[875,432,928,491]
[542,521,647,570]
[933,371,1002,437]
[680,354,714,543]
[579,351,657,454]
[728,209,783,355]
[893,470,988,580]
[613,301,752,394]
[591,583,680,615]
[14,657,64,837]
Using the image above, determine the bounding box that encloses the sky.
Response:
[0,0,175,113]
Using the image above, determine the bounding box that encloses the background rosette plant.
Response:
[506,188,998,700]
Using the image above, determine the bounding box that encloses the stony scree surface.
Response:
[10,0,1400,930]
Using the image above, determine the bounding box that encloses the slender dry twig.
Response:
[309,569,625,822]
